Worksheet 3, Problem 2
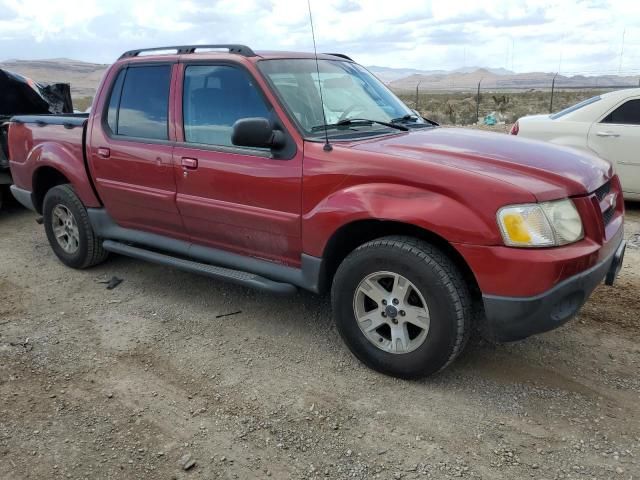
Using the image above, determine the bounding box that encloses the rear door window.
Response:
[107,65,171,140]
[601,99,640,125]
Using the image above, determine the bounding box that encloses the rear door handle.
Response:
[596,131,620,138]
[97,147,111,158]
[181,157,198,169]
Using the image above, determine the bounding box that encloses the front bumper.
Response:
[482,238,626,342]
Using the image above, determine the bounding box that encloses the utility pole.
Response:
[511,38,515,72]
[505,40,509,69]
[619,28,626,74]
[558,33,565,74]
[550,73,558,114]
[476,79,482,123]
[415,81,421,111]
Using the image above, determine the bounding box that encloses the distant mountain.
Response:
[452,66,514,75]
[388,68,640,92]
[2,59,638,98]
[0,58,107,97]
[367,66,449,83]
[367,65,514,82]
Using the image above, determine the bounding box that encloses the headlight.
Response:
[497,199,583,247]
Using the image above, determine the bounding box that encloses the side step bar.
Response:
[102,240,297,295]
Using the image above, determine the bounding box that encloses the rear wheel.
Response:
[43,184,108,269]
[332,236,471,378]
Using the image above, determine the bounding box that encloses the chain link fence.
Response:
[393,82,640,127]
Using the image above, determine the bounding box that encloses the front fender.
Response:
[302,183,501,257]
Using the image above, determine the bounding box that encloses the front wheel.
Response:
[332,236,471,378]
[43,184,108,269]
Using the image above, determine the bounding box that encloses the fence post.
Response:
[415,81,421,111]
[549,73,558,113]
[476,80,482,124]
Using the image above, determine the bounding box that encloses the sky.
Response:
[0,0,639,74]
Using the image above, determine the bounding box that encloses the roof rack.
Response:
[323,53,354,61]
[119,44,256,59]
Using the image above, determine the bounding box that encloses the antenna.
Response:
[307,0,332,152]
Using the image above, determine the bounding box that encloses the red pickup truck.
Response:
[8,45,626,378]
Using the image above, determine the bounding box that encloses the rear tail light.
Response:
[509,121,519,135]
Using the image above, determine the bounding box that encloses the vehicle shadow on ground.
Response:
[624,200,640,212]
[0,192,27,217]
[95,253,566,392]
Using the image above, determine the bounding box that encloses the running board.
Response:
[102,240,297,295]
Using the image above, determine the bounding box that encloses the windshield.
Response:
[258,59,425,137]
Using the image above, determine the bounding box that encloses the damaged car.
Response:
[0,68,73,209]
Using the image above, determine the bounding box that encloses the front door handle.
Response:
[181,157,198,169]
[596,131,621,138]
[97,147,111,158]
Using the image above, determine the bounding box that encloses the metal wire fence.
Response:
[392,80,640,126]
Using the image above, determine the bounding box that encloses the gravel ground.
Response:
[1,199,639,480]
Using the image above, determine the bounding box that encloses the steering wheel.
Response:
[338,103,366,122]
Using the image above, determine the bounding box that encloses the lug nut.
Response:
[382,300,387,305]
[392,298,399,305]
[400,310,406,316]
[392,318,398,324]
[381,312,387,317]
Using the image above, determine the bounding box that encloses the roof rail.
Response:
[119,44,257,59]
[323,53,354,61]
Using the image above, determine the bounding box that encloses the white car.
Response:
[511,88,640,200]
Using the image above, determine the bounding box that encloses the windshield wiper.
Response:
[311,118,409,132]
[390,114,419,123]
[391,113,439,127]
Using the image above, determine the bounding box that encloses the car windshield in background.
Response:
[550,95,601,120]
[258,59,427,138]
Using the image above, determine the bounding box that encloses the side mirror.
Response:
[232,117,285,150]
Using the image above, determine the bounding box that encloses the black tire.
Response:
[331,236,471,379]
[43,184,108,269]
[0,184,9,211]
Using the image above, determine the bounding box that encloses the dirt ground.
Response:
[1,199,639,480]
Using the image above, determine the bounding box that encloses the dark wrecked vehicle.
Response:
[0,68,73,209]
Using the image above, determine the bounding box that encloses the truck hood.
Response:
[351,127,612,201]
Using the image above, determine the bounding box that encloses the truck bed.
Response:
[7,113,90,198]
[11,113,89,129]
[8,114,89,159]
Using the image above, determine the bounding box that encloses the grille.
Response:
[594,180,611,202]
[592,180,615,227]
[602,206,616,226]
